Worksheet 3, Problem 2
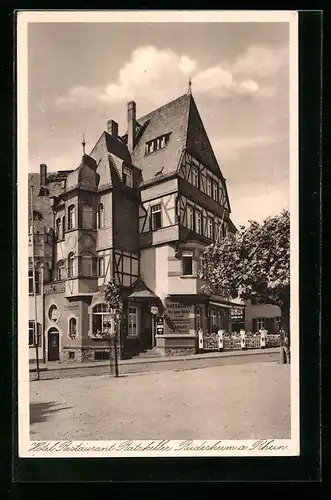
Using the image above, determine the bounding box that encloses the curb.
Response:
[29,348,279,373]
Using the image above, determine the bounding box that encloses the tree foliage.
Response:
[200,210,290,330]
[103,280,123,316]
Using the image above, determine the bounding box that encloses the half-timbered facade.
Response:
[28,90,242,362]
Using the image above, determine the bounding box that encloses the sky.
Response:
[27,21,290,227]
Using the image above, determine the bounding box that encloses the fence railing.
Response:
[198,330,281,351]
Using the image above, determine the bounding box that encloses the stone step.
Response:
[137,348,163,358]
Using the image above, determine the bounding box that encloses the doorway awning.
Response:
[127,279,159,300]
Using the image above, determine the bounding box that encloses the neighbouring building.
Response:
[244,299,282,334]
[28,89,245,363]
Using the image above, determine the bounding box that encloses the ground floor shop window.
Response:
[92,303,112,336]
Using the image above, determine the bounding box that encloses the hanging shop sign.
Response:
[151,306,159,315]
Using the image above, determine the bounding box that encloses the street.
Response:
[30,361,291,441]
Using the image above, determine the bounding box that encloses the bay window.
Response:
[195,210,202,234]
[68,205,75,230]
[187,205,194,231]
[182,251,193,276]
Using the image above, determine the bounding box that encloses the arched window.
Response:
[82,203,93,229]
[56,218,61,240]
[68,252,75,278]
[92,303,111,336]
[57,260,65,280]
[97,203,104,228]
[68,205,75,230]
[69,317,77,338]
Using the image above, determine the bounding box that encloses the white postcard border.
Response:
[17,9,299,459]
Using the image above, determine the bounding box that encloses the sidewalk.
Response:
[30,347,280,373]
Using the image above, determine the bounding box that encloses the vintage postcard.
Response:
[17,10,299,459]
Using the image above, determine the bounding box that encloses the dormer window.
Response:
[145,133,171,155]
[123,166,133,187]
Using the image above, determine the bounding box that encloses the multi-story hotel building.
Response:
[28,90,243,363]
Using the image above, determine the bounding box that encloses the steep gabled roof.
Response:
[131,93,191,183]
[131,92,229,190]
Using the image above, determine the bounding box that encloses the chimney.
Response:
[107,119,118,138]
[127,101,136,152]
[40,164,47,187]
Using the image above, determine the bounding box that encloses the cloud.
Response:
[56,43,285,110]
[232,44,288,79]
[192,66,259,99]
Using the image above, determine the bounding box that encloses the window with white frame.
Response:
[98,256,105,276]
[207,217,213,240]
[187,205,194,231]
[128,306,138,336]
[69,317,77,338]
[29,321,41,346]
[97,203,105,228]
[29,321,34,346]
[145,134,170,155]
[257,317,266,330]
[195,210,202,234]
[28,269,40,294]
[191,166,199,188]
[206,178,212,197]
[57,260,65,280]
[28,269,34,294]
[151,204,162,231]
[68,205,75,230]
[123,166,133,187]
[182,251,193,276]
[92,303,112,336]
[68,252,75,278]
[212,182,218,201]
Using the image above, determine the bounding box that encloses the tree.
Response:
[103,280,123,377]
[199,210,290,339]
